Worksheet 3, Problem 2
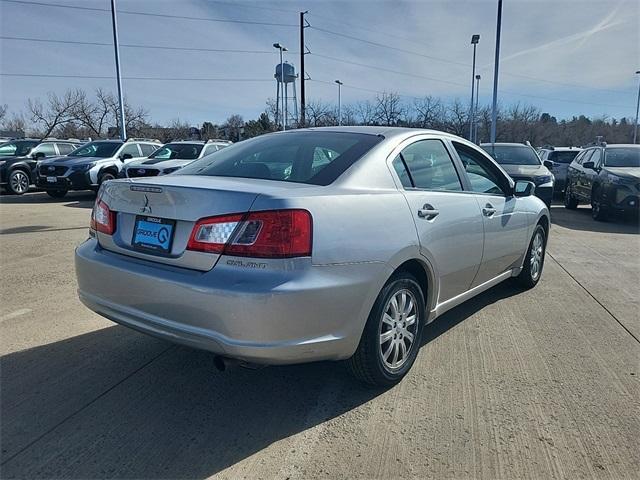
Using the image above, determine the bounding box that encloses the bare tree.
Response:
[353,100,377,125]
[413,96,443,128]
[443,98,468,137]
[374,92,404,126]
[27,89,85,138]
[0,104,7,124]
[305,100,335,127]
[222,114,244,141]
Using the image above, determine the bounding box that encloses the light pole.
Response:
[474,74,481,143]
[634,70,640,144]
[335,80,343,126]
[469,34,480,141]
[110,0,126,140]
[273,43,287,130]
[490,0,503,146]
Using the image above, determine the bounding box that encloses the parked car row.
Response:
[0,138,232,198]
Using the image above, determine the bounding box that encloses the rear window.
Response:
[549,150,580,163]
[176,131,383,185]
[481,145,541,166]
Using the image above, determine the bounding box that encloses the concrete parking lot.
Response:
[1,192,638,479]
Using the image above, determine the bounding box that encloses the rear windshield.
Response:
[148,143,204,160]
[176,131,383,185]
[481,145,541,166]
[604,147,640,168]
[549,150,580,163]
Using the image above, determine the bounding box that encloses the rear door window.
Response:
[396,139,462,191]
[120,143,141,157]
[56,143,75,155]
[140,144,158,156]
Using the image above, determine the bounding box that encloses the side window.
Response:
[203,144,219,156]
[56,143,75,155]
[35,143,57,156]
[397,139,462,191]
[578,149,593,165]
[120,143,141,157]
[453,142,506,195]
[140,144,157,156]
[590,149,602,167]
[392,155,413,188]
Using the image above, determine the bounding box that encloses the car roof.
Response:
[278,125,467,142]
[480,142,529,147]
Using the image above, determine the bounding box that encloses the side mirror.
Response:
[543,160,554,170]
[120,153,133,161]
[582,161,595,170]
[513,180,535,197]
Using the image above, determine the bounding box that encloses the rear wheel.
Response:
[564,184,578,209]
[591,187,608,221]
[8,169,30,195]
[514,224,546,289]
[348,273,425,387]
[46,189,67,199]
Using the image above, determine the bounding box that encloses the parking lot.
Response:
[0,192,638,479]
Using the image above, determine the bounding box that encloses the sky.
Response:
[0,0,638,127]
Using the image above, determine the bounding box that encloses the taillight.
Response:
[187,209,312,258]
[90,199,116,235]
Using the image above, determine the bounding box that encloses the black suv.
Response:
[564,144,640,221]
[0,139,82,195]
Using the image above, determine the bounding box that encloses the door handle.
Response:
[418,204,439,219]
[482,203,496,217]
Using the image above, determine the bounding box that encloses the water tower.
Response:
[275,62,298,128]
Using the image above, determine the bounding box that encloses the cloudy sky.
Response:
[1,0,638,126]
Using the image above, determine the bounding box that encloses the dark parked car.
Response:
[564,144,639,221]
[538,147,582,193]
[0,139,82,195]
[480,143,554,208]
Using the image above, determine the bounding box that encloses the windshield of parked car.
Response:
[604,147,640,168]
[0,140,38,157]
[68,141,121,158]
[549,150,580,164]
[148,143,204,160]
[176,132,384,185]
[481,145,541,166]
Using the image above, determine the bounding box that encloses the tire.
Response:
[98,171,116,185]
[348,273,425,387]
[46,189,67,199]
[514,224,547,289]
[591,188,608,221]
[564,184,578,210]
[8,169,30,195]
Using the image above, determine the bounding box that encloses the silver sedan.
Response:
[75,127,549,386]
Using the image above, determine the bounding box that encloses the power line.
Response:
[0,0,298,26]
[0,35,277,54]
[1,73,273,82]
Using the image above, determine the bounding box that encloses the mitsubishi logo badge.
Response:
[140,194,152,214]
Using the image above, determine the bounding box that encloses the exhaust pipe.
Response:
[213,356,239,372]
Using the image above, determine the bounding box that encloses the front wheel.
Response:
[564,185,578,209]
[514,225,547,289]
[348,273,425,387]
[591,188,608,221]
[98,171,116,185]
[8,170,30,195]
[46,189,67,199]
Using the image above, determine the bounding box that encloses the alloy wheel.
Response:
[378,289,419,371]
[530,231,544,281]
[10,171,29,195]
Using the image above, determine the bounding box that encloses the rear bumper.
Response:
[75,239,386,364]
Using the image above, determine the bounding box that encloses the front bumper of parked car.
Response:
[75,238,386,365]
[36,167,97,191]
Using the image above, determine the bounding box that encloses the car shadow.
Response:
[1,281,521,478]
[0,191,95,208]
[550,203,639,234]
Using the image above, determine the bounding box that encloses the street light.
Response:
[474,74,481,143]
[273,42,288,130]
[634,70,640,144]
[490,0,503,145]
[469,34,480,141]
[335,80,343,126]
[110,0,126,140]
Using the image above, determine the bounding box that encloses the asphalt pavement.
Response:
[1,191,638,479]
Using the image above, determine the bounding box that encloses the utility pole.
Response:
[338,81,342,126]
[469,34,480,141]
[300,11,308,127]
[633,70,640,144]
[490,0,503,146]
[474,74,481,143]
[110,0,126,140]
